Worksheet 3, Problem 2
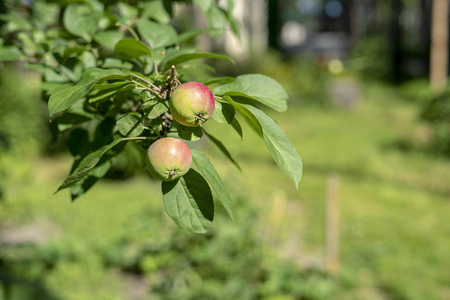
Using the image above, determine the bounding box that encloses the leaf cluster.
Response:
[0,0,302,233]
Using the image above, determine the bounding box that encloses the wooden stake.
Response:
[325,174,340,274]
[265,191,287,245]
[430,0,449,91]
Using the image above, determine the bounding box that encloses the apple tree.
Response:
[0,0,302,233]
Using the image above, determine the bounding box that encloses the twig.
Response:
[122,136,157,141]
[163,65,177,100]
[131,80,160,94]
[131,73,161,91]
[154,59,159,76]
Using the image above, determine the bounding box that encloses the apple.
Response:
[147,137,192,181]
[169,82,215,127]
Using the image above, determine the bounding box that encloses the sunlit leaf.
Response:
[162,169,214,233]
[214,74,288,112]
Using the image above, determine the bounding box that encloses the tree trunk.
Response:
[430,0,449,91]
[391,0,404,82]
[267,0,281,49]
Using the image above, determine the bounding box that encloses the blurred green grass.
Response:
[1,76,450,299]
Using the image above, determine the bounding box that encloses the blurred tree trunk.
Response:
[420,0,432,76]
[349,0,359,40]
[343,0,352,33]
[267,0,281,49]
[391,0,404,82]
[430,0,449,91]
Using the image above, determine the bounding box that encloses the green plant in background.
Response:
[420,91,450,156]
[0,0,302,233]
[348,35,392,81]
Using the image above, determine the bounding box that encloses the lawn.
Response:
[1,80,450,300]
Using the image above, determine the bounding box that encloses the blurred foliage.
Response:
[0,65,45,200]
[400,79,435,104]
[0,197,338,300]
[397,79,450,157]
[0,65,44,154]
[348,35,392,81]
[420,91,450,157]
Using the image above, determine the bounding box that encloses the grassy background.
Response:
[1,71,450,300]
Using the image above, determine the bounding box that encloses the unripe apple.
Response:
[147,137,192,181]
[169,82,215,127]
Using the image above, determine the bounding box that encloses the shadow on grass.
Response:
[0,257,62,300]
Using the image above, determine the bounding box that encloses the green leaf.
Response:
[176,125,203,141]
[117,2,138,25]
[176,62,216,74]
[192,150,234,221]
[115,20,139,39]
[177,29,213,44]
[102,58,133,70]
[0,46,23,61]
[214,74,288,112]
[203,129,241,171]
[141,0,171,24]
[69,176,99,201]
[116,112,145,137]
[192,0,213,13]
[70,159,111,201]
[54,110,92,126]
[0,13,32,32]
[94,81,131,90]
[160,48,234,70]
[81,51,96,69]
[94,31,124,50]
[17,32,37,56]
[243,104,302,189]
[145,102,169,119]
[89,82,134,103]
[212,100,235,124]
[162,169,214,233]
[206,5,227,34]
[114,38,152,60]
[56,138,124,192]
[63,4,102,42]
[164,53,234,69]
[227,0,236,10]
[201,76,234,86]
[40,82,73,94]
[162,0,173,17]
[136,18,178,48]
[48,68,129,117]
[230,118,243,139]
[221,7,241,38]
[224,96,262,135]
[67,129,89,156]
